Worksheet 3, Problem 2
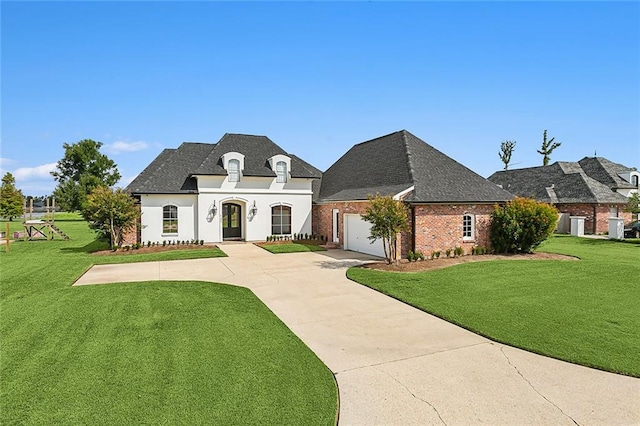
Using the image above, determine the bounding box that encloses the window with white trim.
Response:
[276,161,287,183]
[228,159,240,182]
[163,205,178,234]
[271,205,291,235]
[463,214,474,240]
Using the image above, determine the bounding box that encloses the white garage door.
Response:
[344,214,386,258]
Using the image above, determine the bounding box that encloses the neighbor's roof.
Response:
[127,134,321,194]
[317,130,513,203]
[577,157,637,190]
[488,161,629,204]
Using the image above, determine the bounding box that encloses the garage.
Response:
[344,214,386,258]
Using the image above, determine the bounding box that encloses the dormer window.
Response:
[276,161,287,183]
[228,159,240,182]
[268,154,291,183]
[633,175,639,188]
[221,152,245,182]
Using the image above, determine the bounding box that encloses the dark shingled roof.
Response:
[318,130,513,203]
[577,157,637,190]
[127,134,320,194]
[488,162,629,204]
[194,134,321,178]
[127,143,214,194]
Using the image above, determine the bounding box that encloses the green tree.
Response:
[537,130,561,166]
[490,197,558,253]
[84,186,139,250]
[0,172,24,221]
[51,139,120,211]
[361,194,410,264]
[498,140,517,170]
[624,192,640,220]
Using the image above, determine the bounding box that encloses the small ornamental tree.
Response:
[361,194,410,264]
[83,186,139,250]
[0,172,24,221]
[490,197,558,253]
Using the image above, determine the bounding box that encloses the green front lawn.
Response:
[258,242,327,254]
[347,235,640,377]
[1,216,337,424]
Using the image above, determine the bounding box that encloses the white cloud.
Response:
[104,140,148,154]
[13,163,58,181]
[0,157,15,166]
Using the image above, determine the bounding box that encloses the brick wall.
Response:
[413,204,494,256]
[555,203,629,234]
[313,201,495,259]
[313,201,372,243]
[121,226,138,246]
[120,202,141,246]
[313,201,404,259]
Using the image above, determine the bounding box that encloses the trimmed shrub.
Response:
[416,250,425,261]
[444,248,452,258]
[199,240,204,245]
[454,246,464,257]
[490,197,558,253]
[407,250,416,262]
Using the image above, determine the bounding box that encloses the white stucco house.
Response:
[127,134,321,243]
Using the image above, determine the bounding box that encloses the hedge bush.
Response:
[490,197,558,253]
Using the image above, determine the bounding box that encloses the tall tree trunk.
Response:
[110,216,116,250]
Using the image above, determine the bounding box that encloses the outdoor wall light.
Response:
[250,201,258,216]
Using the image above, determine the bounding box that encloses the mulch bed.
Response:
[361,252,578,272]
[92,244,219,256]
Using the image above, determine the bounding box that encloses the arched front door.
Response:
[222,203,242,240]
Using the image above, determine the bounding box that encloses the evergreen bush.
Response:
[490,197,558,253]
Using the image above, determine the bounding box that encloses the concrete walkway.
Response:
[75,243,639,425]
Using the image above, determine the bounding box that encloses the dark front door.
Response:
[222,203,242,239]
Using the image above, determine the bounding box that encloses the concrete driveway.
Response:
[75,243,639,425]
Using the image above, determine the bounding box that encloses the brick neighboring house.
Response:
[313,130,513,258]
[488,158,639,235]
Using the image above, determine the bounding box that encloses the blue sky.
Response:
[2,1,639,195]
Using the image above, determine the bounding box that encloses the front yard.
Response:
[0,215,337,424]
[348,235,640,377]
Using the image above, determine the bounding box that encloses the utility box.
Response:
[608,217,624,240]
[570,216,585,237]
